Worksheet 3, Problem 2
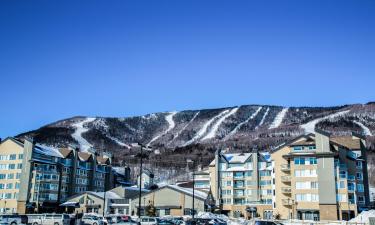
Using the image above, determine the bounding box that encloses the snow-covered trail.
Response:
[183,109,230,146]
[225,107,262,139]
[147,111,178,147]
[269,107,289,129]
[71,117,96,151]
[301,110,350,133]
[170,111,200,144]
[201,107,239,141]
[256,107,269,129]
[106,135,131,149]
[353,121,372,136]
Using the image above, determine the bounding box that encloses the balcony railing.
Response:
[281,164,290,172]
[282,199,293,206]
[281,187,291,193]
[281,175,291,182]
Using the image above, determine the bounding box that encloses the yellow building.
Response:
[271,130,370,221]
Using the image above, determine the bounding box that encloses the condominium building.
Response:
[271,130,370,221]
[0,137,114,214]
[209,151,273,219]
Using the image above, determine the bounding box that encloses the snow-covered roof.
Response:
[34,144,64,158]
[168,185,208,200]
[89,191,122,200]
[223,153,252,163]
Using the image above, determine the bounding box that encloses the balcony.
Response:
[281,187,292,194]
[281,175,291,182]
[282,199,294,206]
[281,164,290,172]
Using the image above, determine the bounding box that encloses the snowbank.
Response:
[350,210,375,224]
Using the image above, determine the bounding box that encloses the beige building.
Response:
[63,186,144,215]
[0,137,114,214]
[131,185,207,217]
[271,130,370,221]
[209,151,273,219]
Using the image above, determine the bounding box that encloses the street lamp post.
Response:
[138,144,144,218]
[187,159,195,219]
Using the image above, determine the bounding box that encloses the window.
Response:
[0,184,4,189]
[15,183,20,189]
[9,154,17,160]
[226,181,232,186]
[296,194,319,202]
[308,146,316,150]
[6,174,14,179]
[336,181,345,189]
[357,184,364,192]
[309,158,317,165]
[8,164,15,169]
[339,171,347,179]
[293,146,303,151]
[259,171,271,176]
[311,182,319,189]
[294,157,305,165]
[348,182,355,191]
[356,161,362,169]
[246,180,255,186]
[6,183,13,189]
[17,164,22,169]
[358,196,365,204]
[0,174,5,179]
[164,209,170,216]
[18,154,23,160]
[16,173,21,179]
[0,164,8,170]
[337,194,347,202]
[260,180,271,186]
[356,172,363,180]
[295,169,317,177]
[0,155,8,161]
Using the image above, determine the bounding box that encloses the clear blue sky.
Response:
[0,0,374,138]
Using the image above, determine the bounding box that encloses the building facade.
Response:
[209,151,273,219]
[0,137,114,214]
[271,130,370,221]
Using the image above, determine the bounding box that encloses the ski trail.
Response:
[71,117,96,151]
[170,111,200,144]
[353,121,372,136]
[147,111,178,147]
[184,109,230,146]
[201,107,239,141]
[301,110,350,133]
[225,106,262,139]
[106,135,131,149]
[269,107,289,129]
[256,107,269,129]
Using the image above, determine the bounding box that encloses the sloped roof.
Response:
[97,156,110,164]
[78,152,92,161]
[331,136,361,150]
[59,148,73,158]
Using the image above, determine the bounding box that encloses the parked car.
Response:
[107,215,139,225]
[156,219,175,225]
[27,214,71,225]
[0,214,25,225]
[81,215,104,225]
[139,217,158,225]
[253,221,283,225]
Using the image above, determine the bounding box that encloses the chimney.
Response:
[315,128,331,153]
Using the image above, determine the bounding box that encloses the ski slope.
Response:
[71,117,96,151]
[201,107,239,141]
[184,109,230,146]
[147,111,177,146]
[256,107,269,129]
[269,107,288,129]
[353,121,372,136]
[301,110,350,133]
[171,111,200,143]
[225,107,262,139]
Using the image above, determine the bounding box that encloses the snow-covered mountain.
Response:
[17,102,375,186]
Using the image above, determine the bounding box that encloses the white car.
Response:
[139,217,158,225]
[82,215,104,225]
[0,215,23,225]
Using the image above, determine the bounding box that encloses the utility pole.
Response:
[139,144,143,218]
[103,190,106,217]
[192,162,195,219]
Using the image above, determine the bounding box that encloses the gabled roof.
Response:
[78,152,92,161]
[133,185,208,201]
[97,156,110,164]
[331,136,361,150]
[59,148,73,158]
[0,137,24,147]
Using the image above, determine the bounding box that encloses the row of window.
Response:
[295,169,317,177]
[296,181,318,189]
[295,194,319,202]
[338,171,363,180]
[0,154,23,161]
[294,157,317,165]
[0,183,20,189]
[0,192,18,199]
[0,163,22,170]
[0,173,21,180]
[293,146,316,151]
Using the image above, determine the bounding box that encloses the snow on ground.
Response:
[353,121,373,136]
[256,107,269,129]
[170,111,200,144]
[147,111,178,146]
[350,210,375,224]
[225,107,262,139]
[183,109,230,146]
[300,110,350,133]
[201,107,239,141]
[71,117,96,151]
[106,135,131,149]
[269,107,289,129]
